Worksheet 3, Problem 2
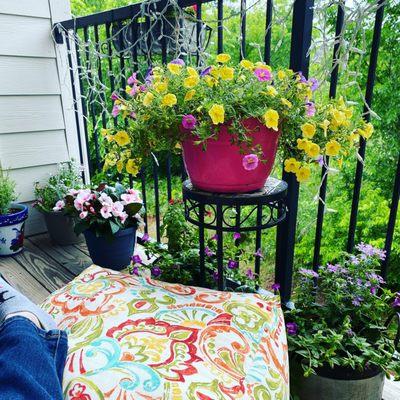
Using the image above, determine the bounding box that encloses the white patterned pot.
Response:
[0,204,28,256]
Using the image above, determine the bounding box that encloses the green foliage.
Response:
[34,160,84,213]
[285,248,400,378]
[0,167,17,215]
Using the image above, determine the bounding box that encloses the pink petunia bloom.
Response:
[79,211,88,219]
[111,92,119,101]
[128,85,139,96]
[111,105,120,117]
[53,200,65,211]
[127,73,138,86]
[181,114,197,130]
[73,198,84,211]
[242,154,259,171]
[100,205,112,219]
[254,68,271,82]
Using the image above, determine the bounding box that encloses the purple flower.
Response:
[111,105,120,117]
[299,268,319,279]
[356,278,363,286]
[286,322,298,336]
[141,233,150,242]
[392,294,400,308]
[212,271,219,281]
[310,77,319,91]
[200,66,212,77]
[352,296,363,306]
[233,232,241,241]
[131,266,140,276]
[145,67,153,85]
[170,58,185,66]
[139,84,147,92]
[211,234,218,241]
[151,266,162,278]
[227,259,239,269]
[131,254,142,264]
[327,264,340,273]
[298,71,307,83]
[129,111,136,119]
[254,248,263,258]
[271,283,280,291]
[181,114,197,130]
[205,247,215,257]
[350,255,360,265]
[356,242,386,260]
[370,286,378,295]
[127,72,138,86]
[306,101,316,117]
[242,154,259,171]
[366,272,385,284]
[317,155,324,167]
[254,68,272,82]
[347,329,355,337]
[246,269,255,280]
[111,92,119,101]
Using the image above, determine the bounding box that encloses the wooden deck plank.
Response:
[28,234,91,276]
[0,255,50,304]
[12,240,74,293]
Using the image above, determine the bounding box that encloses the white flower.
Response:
[121,193,142,205]
[53,200,65,211]
[99,193,114,207]
[119,211,128,224]
[100,205,112,219]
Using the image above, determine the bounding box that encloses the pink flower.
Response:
[306,101,316,117]
[242,154,259,171]
[121,192,141,205]
[119,211,128,224]
[74,198,84,211]
[127,72,138,86]
[233,232,241,241]
[111,105,120,117]
[79,211,88,219]
[254,68,271,82]
[100,205,112,219]
[141,233,150,242]
[111,92,119,101]
[181,114,197,130]
[53,200,65,211]
[129,112,136,119]
[128,85,139,96]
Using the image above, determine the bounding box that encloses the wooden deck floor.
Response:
[0,233,398,399]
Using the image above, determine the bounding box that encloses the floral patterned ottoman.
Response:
[42,265,289,399]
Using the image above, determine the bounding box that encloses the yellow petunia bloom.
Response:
[281,98,292,108]
[161,93,177,107]
[360,122,374,139]
[154,81,168,93]
[296,166,311,182]
[216,53,231,63]
[266,85,278,97]
[263,109,279,131]
[167,63,182,75]
[100,128,111,137]
[204,75,218,87]
[301,123,316,139]
[284,158,301,173]
[126,159,140,176]
[208,104,225,125]
[187,66,199,77]
[319,119,330,136]
[143,92,154,106]
[325,140,341,156]
[277,70,286,80]
[297,138,310,151]
[116,160,124,173]
[219,66,234,80]
[210,67,220,79]
[240,59,254,70]
[305,143,320,158]
[331,109,346,126]
[184,89,196,101]
[184,75,200,88]
[114,130,130,146]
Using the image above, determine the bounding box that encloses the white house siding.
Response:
[0,0,85,235]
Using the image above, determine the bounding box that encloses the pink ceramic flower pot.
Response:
[182,118,280,193]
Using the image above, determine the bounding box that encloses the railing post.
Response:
[275,0,314,304]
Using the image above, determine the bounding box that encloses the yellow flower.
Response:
[319,119,330,136]
[116,160,124,173]
[281,98,292,108]
[296,166,311,182]
[266,85,278,97]
[210,67,220,79]
[263,109,279,131]
[126,159,140,176]
[360,122,374,139]
[125,85,132,95]
[219,66,234,80]
[184,89,196,101]
[184,75,200,88]
[284,158,301,173]
[216,53,231,63]
[167,63,182,75]
[277,70,286,80]
[297,138,310,151]
[255,62,271,71]
[114,130,130,146]
[100,128,111,137]
[305,143,320,158]
[348,130,360,142]
[106,135,114,143]
[143,92,154,106]
[325,140,341,156]
[161,93,177,107]
[301,123,316,139]
[187,66,199,77]
[343,107,353,119]
[331,109,346,126]
[154,81,168,93]
[208,104,225,125]
[240,59,254,70]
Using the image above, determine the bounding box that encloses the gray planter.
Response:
[290,362,385,400]
[43,211,82,246]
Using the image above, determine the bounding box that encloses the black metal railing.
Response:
[53,0,399,301]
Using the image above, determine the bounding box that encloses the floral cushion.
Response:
[42,265,289,399]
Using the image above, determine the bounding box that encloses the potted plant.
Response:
[0,167,28,256]
[34,160,84,245]
[102,54,373,193]
[60,183,143,270]
[285,244,400,400]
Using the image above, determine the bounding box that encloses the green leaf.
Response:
[109,220,120,235]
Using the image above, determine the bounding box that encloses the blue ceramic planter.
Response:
[0,204,28,256]
[83,227,136,270]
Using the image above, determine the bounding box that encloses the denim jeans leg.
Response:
[0,316,68,400]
